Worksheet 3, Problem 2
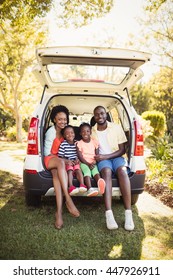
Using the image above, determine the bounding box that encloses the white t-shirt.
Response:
[97,129,112,154]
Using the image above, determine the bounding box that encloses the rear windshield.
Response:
[47,64,129,85]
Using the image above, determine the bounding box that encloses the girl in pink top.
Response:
[77,123,105,197]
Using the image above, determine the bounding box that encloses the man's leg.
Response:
[100,166,118,230]
[116,166,131,209]
[101,167,112,210]
[116,165,134,231]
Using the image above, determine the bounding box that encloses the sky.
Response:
[47,0,159,82]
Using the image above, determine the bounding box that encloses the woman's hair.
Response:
[50,105,69,124]
[79,122,91,133]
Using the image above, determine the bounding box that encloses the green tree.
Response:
[0,0,114,142]
[131,83,153,115]
[147,68,173,137]
[142,110,166,138]
[0,108,15,136]
[142,0,173,69]
[57,0,114,27]
[0,0,52,20]
[0,1,47,142]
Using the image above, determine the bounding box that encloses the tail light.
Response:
[134,120,144,156]
[27,117,39,155]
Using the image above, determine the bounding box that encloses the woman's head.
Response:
[50,105,69,129]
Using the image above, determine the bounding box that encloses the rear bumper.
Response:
[23,170,145,196]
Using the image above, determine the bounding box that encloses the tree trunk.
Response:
[16,113,22,143]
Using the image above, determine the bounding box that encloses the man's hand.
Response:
[94,154,106,162]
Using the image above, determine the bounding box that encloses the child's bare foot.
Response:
[65,197,80,217]
[55,212,63,230]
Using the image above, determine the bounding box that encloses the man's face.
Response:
[94,107,107,125]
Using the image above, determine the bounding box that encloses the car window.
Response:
[69,114,92,126]
[47,64,129,85]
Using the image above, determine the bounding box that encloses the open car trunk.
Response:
[40,93,132,183]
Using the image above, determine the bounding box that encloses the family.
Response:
[44,105,134,231]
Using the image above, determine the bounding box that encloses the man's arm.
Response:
[95,143,126,162]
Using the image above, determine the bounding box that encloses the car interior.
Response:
[41,94,132,167]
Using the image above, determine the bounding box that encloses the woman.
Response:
[44,105,80,230]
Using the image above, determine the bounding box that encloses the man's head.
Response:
[93,106,107,125]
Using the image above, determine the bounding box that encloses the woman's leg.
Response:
[51,168,63,229]
[48,157,80,217]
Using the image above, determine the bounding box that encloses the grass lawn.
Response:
[0,142,173,260]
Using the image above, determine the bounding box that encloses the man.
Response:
[92,106,134,231]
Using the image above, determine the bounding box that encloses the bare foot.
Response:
[65,197,80,217]
[55,212,63,230]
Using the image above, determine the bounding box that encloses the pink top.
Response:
[77,139,99,164]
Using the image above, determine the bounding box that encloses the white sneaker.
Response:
[105,210,118,230]
[124,209,135,231]
[87,188,98,197]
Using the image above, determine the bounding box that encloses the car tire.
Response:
[131,194,139,205]
[25,192,41,207]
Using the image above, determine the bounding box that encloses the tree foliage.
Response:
[0,1,47,142]
[142,0,173,69]
[0,0,52,22]
[147,68,173,137]
[57,0,114,27]
[142,110,166,138]
[0,108,15,136]
[0,0,115,142]
[144,0,166,12]
[131,83,153,115]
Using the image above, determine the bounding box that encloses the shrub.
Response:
[141,110,166,138]
[151,134,173,160]
[146,157,173,191]
[139,116,154,146]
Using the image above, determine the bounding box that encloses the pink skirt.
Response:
[44,155,58,169]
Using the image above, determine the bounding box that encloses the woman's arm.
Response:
[44,126,55,156]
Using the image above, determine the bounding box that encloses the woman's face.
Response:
[54,112,67,129]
